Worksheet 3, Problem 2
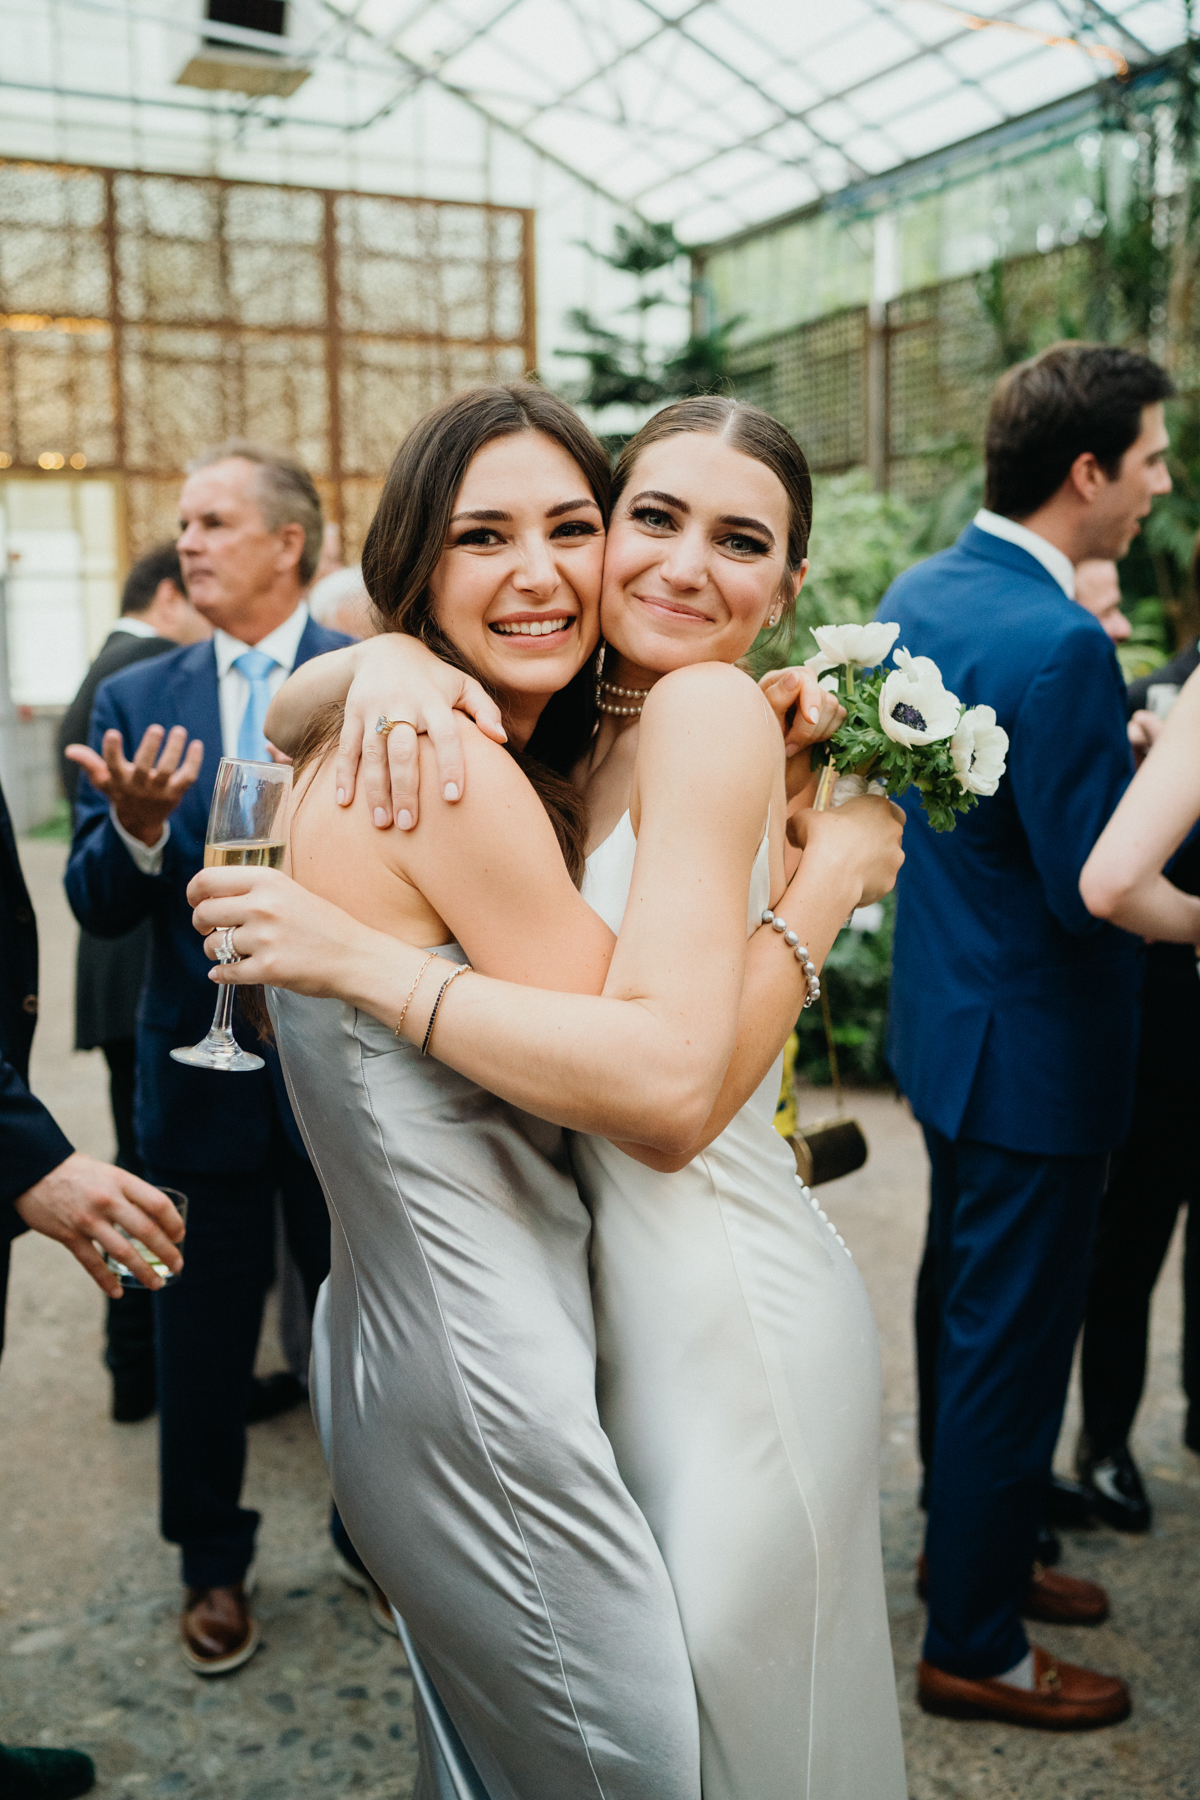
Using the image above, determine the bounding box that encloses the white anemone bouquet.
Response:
[806,623,1009,832]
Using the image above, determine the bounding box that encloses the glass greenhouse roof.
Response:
[0,0,1191,244]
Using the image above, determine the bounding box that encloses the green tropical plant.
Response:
[556,221,740,413]
[794,894,895,1087]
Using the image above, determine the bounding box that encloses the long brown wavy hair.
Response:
[298,383,609,885]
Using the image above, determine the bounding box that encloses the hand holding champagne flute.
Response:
[172,756,291,1072]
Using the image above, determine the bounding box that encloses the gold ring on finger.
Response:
[375,715,418,739]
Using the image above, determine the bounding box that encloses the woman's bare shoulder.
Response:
[639,661,777,769]
[644,658,763,714]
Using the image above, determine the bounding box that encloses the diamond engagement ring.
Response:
[375,715,417,739]
[216,927,240,965]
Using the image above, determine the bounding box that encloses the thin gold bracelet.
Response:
[421,962,473,1055]
[394,952,438,1038]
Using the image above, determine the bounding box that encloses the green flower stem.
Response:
[845,662,856,699]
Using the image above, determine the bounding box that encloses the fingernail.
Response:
[336,788,346,805]
[786,671,801,689]
[373,807,389,827]
[443,782,460,802]
[786,743,799,758]
[808,707,821,723]
[396,809,413,830]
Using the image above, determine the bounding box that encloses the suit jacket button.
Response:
[22,994,38,1016]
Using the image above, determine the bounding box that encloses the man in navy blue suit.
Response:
[879,344,1173,1729]
[64,445,353,1677]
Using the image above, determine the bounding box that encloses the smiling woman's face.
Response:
[427,430,605,717]
[599,432,796,677]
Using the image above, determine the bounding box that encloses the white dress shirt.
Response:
[972,508,1075,599]
[113,603,310,875]
[111,615,160,640]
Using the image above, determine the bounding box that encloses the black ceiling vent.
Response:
[177,0,310,97]
[206,1,286,42]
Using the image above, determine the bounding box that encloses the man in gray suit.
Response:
[58,545,208,1421]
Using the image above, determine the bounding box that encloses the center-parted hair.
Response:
[611,395,813,646]
[985,342,1175,520]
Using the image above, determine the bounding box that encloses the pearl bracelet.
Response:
[761,907,821,1009]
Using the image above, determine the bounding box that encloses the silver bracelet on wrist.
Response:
[761,908,821,1009]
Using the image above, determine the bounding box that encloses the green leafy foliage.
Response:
[1116,595,1173,682]
[811,664,976,833]
[556,220,742,414]
[794,894,895,1087]
[596,221,683,277]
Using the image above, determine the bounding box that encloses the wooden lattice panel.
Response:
[0,159,534,561]
[885,244,1096,499]
[731,306,867,473]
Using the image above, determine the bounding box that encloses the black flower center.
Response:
[891,702,928,731]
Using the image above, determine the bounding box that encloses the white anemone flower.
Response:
[802,650,843,694]
[879,648,961,747]
[810,621,901,669]
[950,705,1009,795]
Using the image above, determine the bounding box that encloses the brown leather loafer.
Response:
[915,1554,1109,1624]
[181,1579,260,1676]
[918,1645,1131,1730]
[1024,1561,1108,1624]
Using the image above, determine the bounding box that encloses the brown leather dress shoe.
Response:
[181,1580,260,1676]
[915,1554,1109,1624]
[918,1645,1131,1730]
[1024,1561,1108,1624]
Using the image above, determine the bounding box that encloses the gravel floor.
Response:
[3,838,1197,1799]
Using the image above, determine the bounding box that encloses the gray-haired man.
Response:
[63,445,353,1676]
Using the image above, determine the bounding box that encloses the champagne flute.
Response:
[171,756,292,1073]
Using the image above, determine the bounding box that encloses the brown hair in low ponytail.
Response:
[354,383,609,884]
[612,396,812,651]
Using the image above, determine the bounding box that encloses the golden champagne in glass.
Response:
[171,757,291,1073]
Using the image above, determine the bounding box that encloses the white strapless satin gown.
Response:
[573,815,907,1800]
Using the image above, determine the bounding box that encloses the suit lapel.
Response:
[163,641,223,813]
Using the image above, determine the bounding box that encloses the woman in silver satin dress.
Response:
[272,386,703,1800]
[194,396,908,1798]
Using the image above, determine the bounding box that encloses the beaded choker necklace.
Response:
[596,679,652,718]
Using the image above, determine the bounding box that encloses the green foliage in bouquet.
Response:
[810,663,977,835]
[804,626,1008,833]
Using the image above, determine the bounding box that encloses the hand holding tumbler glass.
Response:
[171,756,291,1073]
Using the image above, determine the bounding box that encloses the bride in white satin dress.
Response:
[570,406,907,1798]
[193,396,908,1799]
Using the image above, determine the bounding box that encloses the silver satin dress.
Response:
[269,972,701,1800]
[573,816,908,1800]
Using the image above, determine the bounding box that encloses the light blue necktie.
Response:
[233,648,278,762]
